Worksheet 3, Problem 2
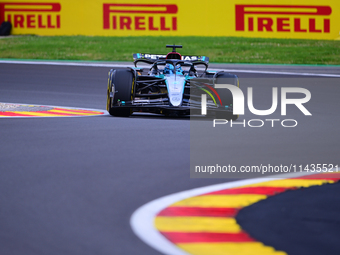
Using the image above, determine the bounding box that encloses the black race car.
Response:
[106,45,239,119]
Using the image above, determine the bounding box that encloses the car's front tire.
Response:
[107,69,134,117]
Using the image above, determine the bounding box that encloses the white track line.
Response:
[219,69,340,77]
[1,60,340,77]
[0,60,130,68]
[130,169,339,255]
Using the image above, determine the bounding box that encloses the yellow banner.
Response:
[1,0,339,39]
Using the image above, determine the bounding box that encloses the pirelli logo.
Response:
[235,5,332,33]
[0,2,61,29]
[103,3,178,31]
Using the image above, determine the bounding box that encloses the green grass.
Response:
[0,35,339,65]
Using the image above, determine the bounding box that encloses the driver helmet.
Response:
[163,63,174,74]
[176,64,183,74]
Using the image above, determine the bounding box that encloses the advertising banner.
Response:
[1,0,339,39]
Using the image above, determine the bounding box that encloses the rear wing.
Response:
[133,53,209,63]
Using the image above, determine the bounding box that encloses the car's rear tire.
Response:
[213,72,239,121]
[107,69,134,117]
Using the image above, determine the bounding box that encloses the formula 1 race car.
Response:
[106,45,239,119]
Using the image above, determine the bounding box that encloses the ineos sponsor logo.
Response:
[141,54,200,61]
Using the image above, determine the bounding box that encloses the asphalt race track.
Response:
[0,62,339,255]
[237,181,340,255]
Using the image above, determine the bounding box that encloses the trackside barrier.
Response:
[1,0,340,39]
